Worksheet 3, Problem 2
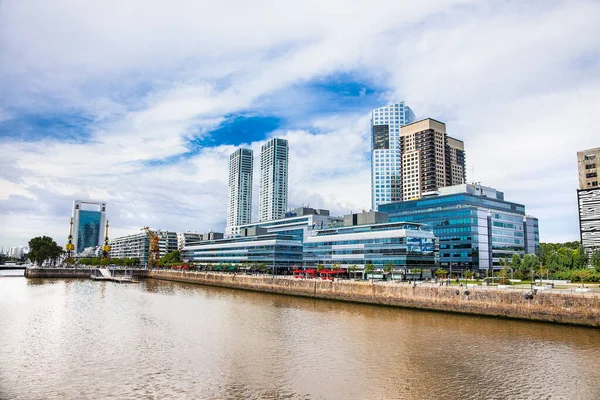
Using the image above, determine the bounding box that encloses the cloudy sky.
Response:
[0,0,599,249]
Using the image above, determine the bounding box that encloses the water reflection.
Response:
[0,277,599,400]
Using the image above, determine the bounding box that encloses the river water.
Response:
[1,275,599,400]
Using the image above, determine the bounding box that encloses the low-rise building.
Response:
[303,221,438,277]
[177,231,224,250]
[182,234,303,271]
[110,230,177,266]
[378,184,539,272]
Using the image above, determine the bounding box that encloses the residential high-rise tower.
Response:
[577,147,600,254]
[371,102,416,210]
[225,148,253,236]
[259,138,289,221]
[399,118,466,200]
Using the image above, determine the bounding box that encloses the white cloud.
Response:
[1,0,599,247]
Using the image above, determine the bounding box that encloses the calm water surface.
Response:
[1,275,599,400]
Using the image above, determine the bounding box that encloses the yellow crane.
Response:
[65,217,75,258]
[102,220,111,260]
[141,226,160,269]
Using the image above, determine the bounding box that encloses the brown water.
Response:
[1,277,599,400]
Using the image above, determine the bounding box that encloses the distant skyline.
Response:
[1,0,600,248]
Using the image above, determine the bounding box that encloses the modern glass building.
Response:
[371,102,416,210]
[303,222,439,275]
[378,184,539,271]
[72,200,106,254]
[182,234,303,269]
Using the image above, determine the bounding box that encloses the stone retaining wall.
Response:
[150,270,600,327]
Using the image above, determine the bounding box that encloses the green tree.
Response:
[365,263,375,283]
[510,253,521,270]
[520,254,539,279]
[497,267,510,284]
[573,245,589,269]
[434,269,448,278]
[317,263,325,272]
[385,261,394,281]
[591,249,600,272]
[160,250,181,266]
[348,265,357,279]
[27,236,63,266]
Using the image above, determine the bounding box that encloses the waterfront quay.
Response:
[150,270,600,327]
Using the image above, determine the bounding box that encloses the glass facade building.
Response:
[182,234,303,269]
[371,102,416,210]
[303,222,439,274]
[378,184,539,271]
[72,200,106,254]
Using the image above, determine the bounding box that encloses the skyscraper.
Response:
[399,118,466,200]
[259,138,289,222]
[225,148,253,236]
[577,147,600,254]
[371,102,416,211]
[72,200,106,254]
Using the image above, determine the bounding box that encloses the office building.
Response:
[177,232,225,249]
[371,102,416,210]
[259,138,289,222]
[72,200,106,254]
[110,230,177,266]
[303,220,438,277]
[225,148,254,236]
[577,147,600,254]
[182,234,303,270]
[399,119,466,201]
[378,184,539,271]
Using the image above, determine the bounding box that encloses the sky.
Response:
[0,0,599,249]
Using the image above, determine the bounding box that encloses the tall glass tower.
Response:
[259,138,289,221]
[371,102,415,210]
[225,148,254,236]
[72,200,106,254]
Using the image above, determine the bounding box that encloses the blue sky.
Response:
[0,0,599,248]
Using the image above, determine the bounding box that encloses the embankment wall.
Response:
[150,270,600,327]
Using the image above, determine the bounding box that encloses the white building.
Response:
[371,102,416,211]
[8,246,25,259]
[110,230,177,266]
[259,138,289,222]
[225,148,253,236]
